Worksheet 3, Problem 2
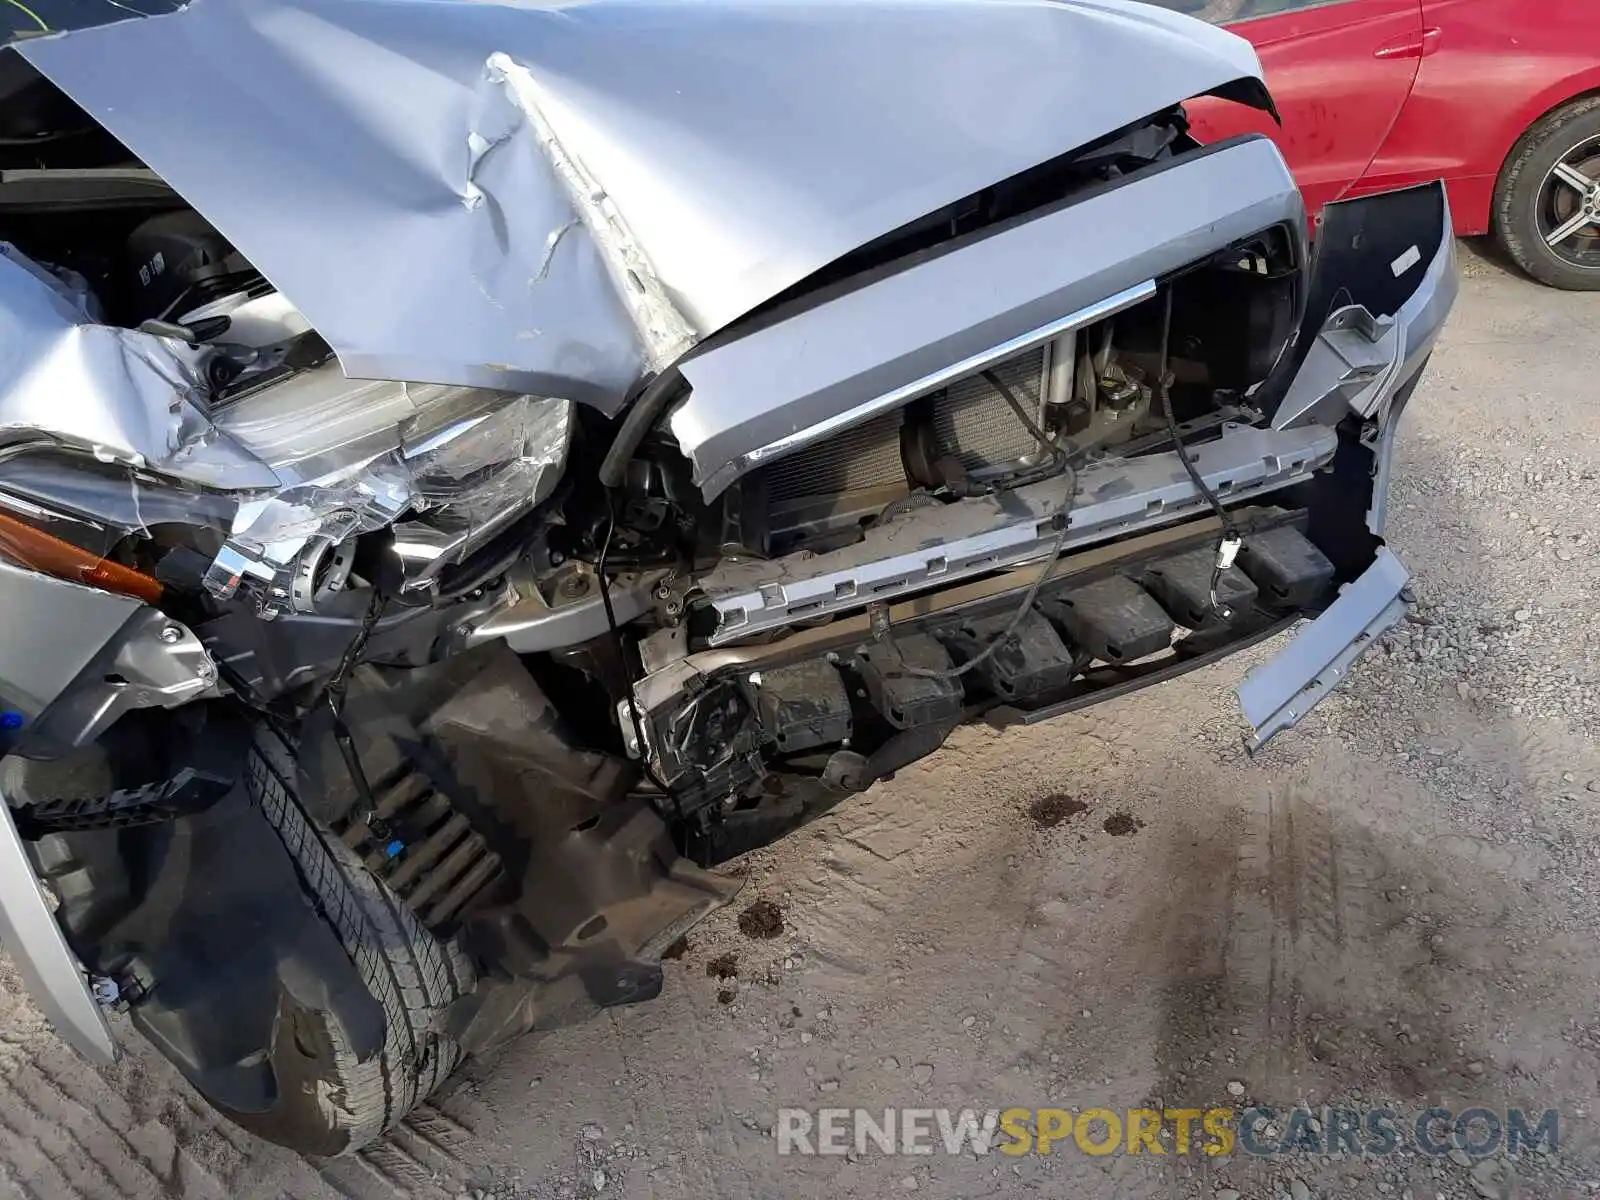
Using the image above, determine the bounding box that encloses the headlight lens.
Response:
[203,389,574,612]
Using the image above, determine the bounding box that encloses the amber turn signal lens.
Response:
[0,509,164,604]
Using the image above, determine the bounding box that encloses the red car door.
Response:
[1180,0,1427,220]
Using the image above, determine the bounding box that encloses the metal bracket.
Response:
[29,610,219,748]
[1237,548,1411,753]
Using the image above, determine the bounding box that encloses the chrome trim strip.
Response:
[731,279,1156,482]
[669,137,1306,500]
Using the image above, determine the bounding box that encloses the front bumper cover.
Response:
[635,181,1457,783]
[1234,180,1456,750]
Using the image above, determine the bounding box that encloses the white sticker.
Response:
[1390,244,1421,277]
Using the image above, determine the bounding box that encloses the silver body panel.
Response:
[15,0,1263,407]
[1235,186,1457,746]
[672,137,1303,498]
[0,565,216,1065]
[1239,548,1411,754]
[0,793,115,1063]
[0,560,146,719]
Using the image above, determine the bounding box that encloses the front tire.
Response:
[215,729,475,1155]
[1493,97,1600,290]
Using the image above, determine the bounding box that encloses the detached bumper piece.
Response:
[1238,548,1410,754]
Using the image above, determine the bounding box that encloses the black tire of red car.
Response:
[211,728,475,1155]
[1494,97,1600,291]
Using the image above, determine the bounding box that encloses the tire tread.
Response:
[245,729,472,1152]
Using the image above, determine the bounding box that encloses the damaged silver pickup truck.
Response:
[0,0,1454,1156]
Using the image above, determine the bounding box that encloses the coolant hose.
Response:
[598,367,686,490]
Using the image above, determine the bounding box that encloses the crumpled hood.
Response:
[16,0,1263,410]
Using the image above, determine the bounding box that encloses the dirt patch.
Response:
[705,952,738,980]
[1029,793,1089,827]
[1102,811,1145,836]
[660,936,689,961]
[737,899,785,939]
[716,988,737,1005]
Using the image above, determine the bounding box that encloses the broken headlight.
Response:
[203,381,574,615]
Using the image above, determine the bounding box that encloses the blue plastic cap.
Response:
[385,839,405,859]
[0,711,24,730]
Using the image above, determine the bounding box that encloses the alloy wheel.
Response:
[1538,135,1600,270]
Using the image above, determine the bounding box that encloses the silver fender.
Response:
[0,562,217,1061]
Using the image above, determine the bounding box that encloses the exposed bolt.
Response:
[158,625,184,644]
[89,976,120,1006]
[559,573,591,599]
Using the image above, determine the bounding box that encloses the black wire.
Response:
[1153,284,1241,617]
[982,368,1060,456]
[899,281,1247,679]
[314,585,391,832]
[319,586,390,704]
[1156,286,1235,538]
[896,460,1078,681]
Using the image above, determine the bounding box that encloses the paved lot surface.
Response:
[3,248,1599,1200]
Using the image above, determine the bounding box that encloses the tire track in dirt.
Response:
[310,1105,480,1200]
[0,956,351,1200]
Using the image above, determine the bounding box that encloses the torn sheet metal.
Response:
[205,393,575,612]
[15,0,1265,407]
[0,244,279,490]
[1,242,573,613]
[203,379,574,611]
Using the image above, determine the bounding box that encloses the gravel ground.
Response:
[2,247,1599,1200]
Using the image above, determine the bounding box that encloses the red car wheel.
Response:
[1495,97,1600,291]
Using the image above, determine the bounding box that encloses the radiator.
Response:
[761,345,1049,505]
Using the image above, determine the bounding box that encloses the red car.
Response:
[1157,0,1600,289]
